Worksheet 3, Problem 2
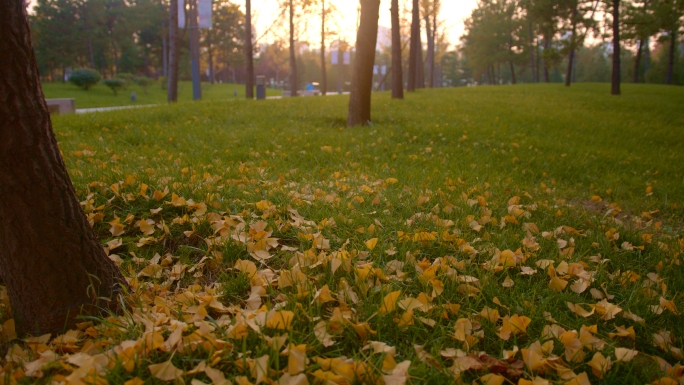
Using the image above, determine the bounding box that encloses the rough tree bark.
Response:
[289,0,298,96]
[407,0,419,91]
[611,0,621,95]
[320,0,327,96]
[666,29,677,85]
[347,0,381,126]
[0,0,127,337]
[245,0,254,98]
[168,0,179,102]
[391,0,404,99]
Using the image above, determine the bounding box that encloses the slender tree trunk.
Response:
[644,36,651,76]
[407,0,419,91]
[566,7,578,87]
[87,38,95,68]
[348,0,381,126]
[289,0,298,96]
[320,0,327,95]
[417,30,424,88]
[0,0,126,337]
[424,9,434,88]
[168,0,179,102]
[208,45,215,84]
[536,38,541,82]
[162,34,168,77]
[633,38,643,83]
[666,29,677,85]
[432,8,438,87]
[391,0,403,99]
[529,22,536,82]
[543,33,550,83]
[611,0,620,95]
[245,0,254,98]
[509,61,517,84]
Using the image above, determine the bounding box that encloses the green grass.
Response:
[5,83,684,384]
[41,80,283,109]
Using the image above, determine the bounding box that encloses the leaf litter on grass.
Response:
[1,86,684,384]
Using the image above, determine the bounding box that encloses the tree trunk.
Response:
[208,44,214,84]
[424,9,434,88]
[666,29,676,85]
[168,0,179,102]
[644,36,651,76]
[348,0,381,126]
[543,33,550,83]
[162,34,168,77]
[633,38,643,83]
[416,30,424,88]
[565,7,578,87]
[245,0,254,98]
[528,22,536,82]
[509,61,517,84]
[320,0,327,96]
[0,0,126,337]
[289,0,298,96]
[407,0,419,91]
[611,0,620,95]
[391,0,403,99]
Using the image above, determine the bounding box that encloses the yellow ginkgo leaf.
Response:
[614,348,638,362]
[480,373,505,385]
[266,311,294,330]
[587,352,612,379]
[365,238,379,251]
[148,359,184,381]
[288,344,307,375]
[380,291,402,314]
[549,277,568,292]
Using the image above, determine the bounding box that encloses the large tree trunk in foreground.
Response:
[391,0,403,99]
[565,7,578,87]
[407,0,419,92]
[168,0,179,102]
[0,0,126,337]
[611,0,621,95]
[320,0,327,96]
[348,0,381,126]
[245,0,254,98]
[666,29,677,85]
[289,0,298,96]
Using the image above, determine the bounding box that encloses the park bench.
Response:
[45,98,75,115]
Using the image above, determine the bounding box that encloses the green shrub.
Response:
[68,68,101,90]
[115,72,134,89]
[134,76,154,94]
[102,78,126,95]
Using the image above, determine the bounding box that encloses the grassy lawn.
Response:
[3,84,684,384]
[41,80,283,109]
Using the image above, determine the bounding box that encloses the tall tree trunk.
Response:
[289,0,298,96]
[509,61,517,84]
[320,0,327,96]
[0,0,126,337]
[407,0,419,91]
[417,30,424,88]
[391,0,403,99]
[432,8,438,87]
[644,36,651,76]
[536,38,541,82]
[245,0,254,98]
[543,33,550,83]
[168,0,179,102]
[666,29,677,85]
[348,0,381,126]
[424,9,434,88]
[208,45,214,84]
[87,37,95,68]
[529,22,536,82]
[162,34,168,77]
[633,38,643,83]
[565,7,578,87]
[611,0,620,95]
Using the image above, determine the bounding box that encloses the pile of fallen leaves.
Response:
[0,166,683,385]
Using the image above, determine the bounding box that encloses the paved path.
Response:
[74,92,351,114]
